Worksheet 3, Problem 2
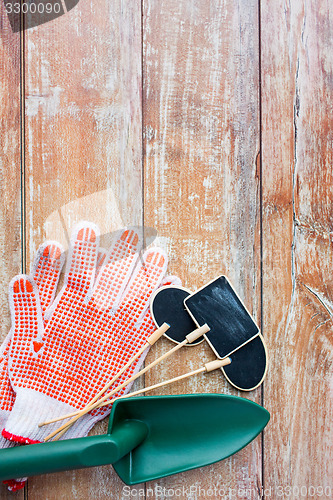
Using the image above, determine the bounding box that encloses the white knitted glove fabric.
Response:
[4,222,169,444]
[0,241,64,491]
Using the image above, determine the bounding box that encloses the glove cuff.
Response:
[3,388,96,444]
[3,479,26,492]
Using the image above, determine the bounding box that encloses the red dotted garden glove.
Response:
[3,222,169,444]
[0,241,64,491]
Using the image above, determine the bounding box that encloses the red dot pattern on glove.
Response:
[0,243,64,413]
[8,224,167,413]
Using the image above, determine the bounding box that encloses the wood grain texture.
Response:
[143,0,262,498]
[0,5,23,500]
[261,0,333,497]
[23,1,143,498]
[0,6,22,334]
[0,0,332,498]
[24,0,143,252]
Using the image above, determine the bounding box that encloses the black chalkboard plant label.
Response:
[150,285,205,346]
[184,276,268,391]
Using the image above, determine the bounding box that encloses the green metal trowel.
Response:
[0,394,269,484]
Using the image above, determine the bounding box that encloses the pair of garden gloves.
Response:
[0,221,178,491]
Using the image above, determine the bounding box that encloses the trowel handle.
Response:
[0,420,148,481]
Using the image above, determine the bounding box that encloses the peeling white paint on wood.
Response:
[0,0,332,498]
[262,0,333,497]
[143,1,261,498]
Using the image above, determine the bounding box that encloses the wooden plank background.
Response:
[0,0,332,498]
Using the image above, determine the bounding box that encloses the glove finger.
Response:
[8,276,45,364]
[96,248,107,279]
[0,330,15,417]
[90,274,181,420]
[31,241,65,315]
[117,247,168,325]
[103,248,167,367]
[93,229,142,311]
[0,330,12,359]
[0,241,64,363]
[64,222,99,295]
[129,273,181,333]
[104,254,169,394]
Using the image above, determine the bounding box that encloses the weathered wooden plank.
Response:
[261,0,333,497]
[143,0,262,498]
[0,5,23,500]
[23,1,143,498]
